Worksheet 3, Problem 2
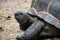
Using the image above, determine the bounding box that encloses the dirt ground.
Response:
[0,0,60,40]
[0,0,32,40]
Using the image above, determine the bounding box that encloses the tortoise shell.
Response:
[27,8,60,29]
[31,0,60,20]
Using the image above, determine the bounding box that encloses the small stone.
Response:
[7,16,11,20]
[0,26,3,31]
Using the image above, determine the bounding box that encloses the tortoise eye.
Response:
[19,13,23,15]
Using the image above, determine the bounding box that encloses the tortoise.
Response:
[14,0,60,40]
[14,9,60,40]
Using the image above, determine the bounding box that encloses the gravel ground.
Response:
[0,0,60,40]
[0,0,31,40]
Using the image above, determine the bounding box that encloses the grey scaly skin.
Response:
[14,11,60,40]
[14,11,45,40]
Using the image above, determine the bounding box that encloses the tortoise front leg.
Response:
[16,20,45,40]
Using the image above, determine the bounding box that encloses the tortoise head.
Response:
[14,10,34,30]
[14,11,30,24]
